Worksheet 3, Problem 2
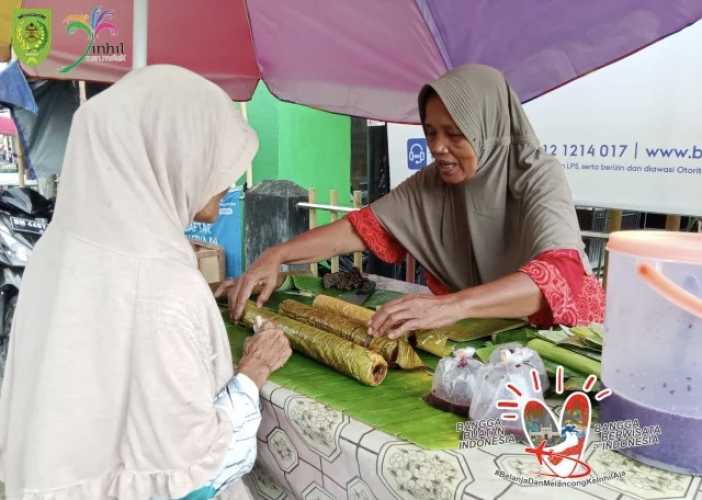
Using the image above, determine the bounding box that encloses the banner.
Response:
[388,22,702,216]
[185,188,244,279]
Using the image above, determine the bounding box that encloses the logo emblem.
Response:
[407,138,428,170]
[60,6,118,73]
[497,367,612,479]
[12,9,52,67]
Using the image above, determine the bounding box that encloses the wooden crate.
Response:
[191,240,226,284]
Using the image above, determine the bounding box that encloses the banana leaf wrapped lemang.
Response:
[280,299,423,369]
[242,302,388,386]
[312,294,375,324]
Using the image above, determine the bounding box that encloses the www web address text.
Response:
[543,143,702,160]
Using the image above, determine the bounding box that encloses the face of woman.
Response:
[193,189,228,223]
[423,95,478,184]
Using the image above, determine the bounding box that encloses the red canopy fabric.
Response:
[18,0,702,122]
[0,115,17,136]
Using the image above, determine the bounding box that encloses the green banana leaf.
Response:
[541,358,585,379]
[433,318,528,342]
[568,324,604,347]
[564,376,604,393]
[277,275,295,292]
[561,345,602,361]
[226,318,463,450]
[492,327,538,345]
[291,275,327,296]
[364,290,405,309]
[475,342,497,363]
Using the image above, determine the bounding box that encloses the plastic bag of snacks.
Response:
[469,343,547,435]
[424,348,483,415]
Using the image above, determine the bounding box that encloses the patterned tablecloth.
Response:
[244,381,700,500]
[243,276,700,500]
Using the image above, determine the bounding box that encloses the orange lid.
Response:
[607,230,702,264]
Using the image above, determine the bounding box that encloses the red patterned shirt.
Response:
[347,207,605,327]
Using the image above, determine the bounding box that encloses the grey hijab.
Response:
[371,64,587,291]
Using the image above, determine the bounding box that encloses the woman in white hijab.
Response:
[0,65,291,500]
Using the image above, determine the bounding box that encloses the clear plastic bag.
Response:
[487,342,549,393]
[425,348,483,415]
[469,343,548,435]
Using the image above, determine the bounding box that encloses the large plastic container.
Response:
[601,230,702,474]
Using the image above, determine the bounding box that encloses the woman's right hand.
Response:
[237,319,292,389]
[215,247,283,321]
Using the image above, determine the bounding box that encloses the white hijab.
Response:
[0,65,258,499]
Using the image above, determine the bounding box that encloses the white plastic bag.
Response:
[487,342,550,393]
[425,348,483,415]
[469,343,547,435]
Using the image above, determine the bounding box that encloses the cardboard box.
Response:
[191,240,226,284]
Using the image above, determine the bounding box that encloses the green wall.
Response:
[247,83,351,225]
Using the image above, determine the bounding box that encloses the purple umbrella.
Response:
[18,0,702,122]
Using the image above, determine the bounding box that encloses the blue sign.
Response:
[407,138,428,170]
[185,187,243,278]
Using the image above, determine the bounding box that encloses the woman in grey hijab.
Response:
[222,64,605,339]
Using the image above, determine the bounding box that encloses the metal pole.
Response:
[296,202,357,213]
[241,102,254,188]
[329,190,339,273]
[78,81,87,103]
[13,135,26,187]
[308,188,318,277]
[132,0,149,69]
[603,209,623,289]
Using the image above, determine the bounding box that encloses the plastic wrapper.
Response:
[424,348,483,415]
[488,342,549,392]
[313,294,374,324]
[280,299,423,369]
[242,302,388,386]
[469,343,548,435]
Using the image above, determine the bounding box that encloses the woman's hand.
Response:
[215,219,367,321]
[368,293,464,339]
[237,319,292,389]
[215,248,284,321]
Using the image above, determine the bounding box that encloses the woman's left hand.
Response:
[367,293,464,339]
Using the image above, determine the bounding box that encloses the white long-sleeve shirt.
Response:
[209,373,261,493]
[155,373,261,500]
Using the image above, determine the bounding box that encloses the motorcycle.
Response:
[0,186,53,387]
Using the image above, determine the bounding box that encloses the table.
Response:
[230,281,701,500]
